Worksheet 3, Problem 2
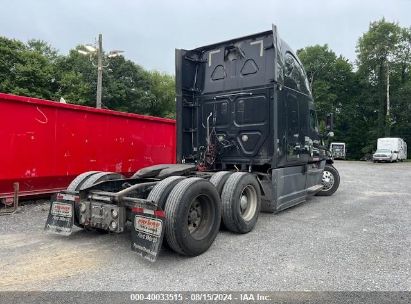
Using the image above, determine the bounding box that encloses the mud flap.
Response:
[44,194,76,236]
[131,207,165,262]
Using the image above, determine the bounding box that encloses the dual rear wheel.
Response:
[163,178,221,256]
[151,172,261,257]
[68,170,261,257]
[220,172,261,234]
[210,171,262,233]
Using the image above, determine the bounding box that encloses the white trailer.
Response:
[373,138,407,162]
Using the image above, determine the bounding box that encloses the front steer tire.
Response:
[317,164,340,196]
[221,172,261,234]
[164,178,221,257]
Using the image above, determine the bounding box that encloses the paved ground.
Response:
[0,161,410,291]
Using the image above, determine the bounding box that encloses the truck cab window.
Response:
[286,95,301,161]
[284,52,310,95]
[309,109,318,132]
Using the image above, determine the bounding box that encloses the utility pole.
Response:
[96,34,103,109]
[386,64,390,117]
[77,35,123,109]
[386,62,390,136]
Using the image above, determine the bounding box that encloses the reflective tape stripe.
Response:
[132,207,144,213]
[154,210,165,218]
[57,193,79,202]
[132,207,160,216]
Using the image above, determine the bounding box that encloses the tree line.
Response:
[298,18,411,159]
[0,37,175,118]
[0,18,410,158]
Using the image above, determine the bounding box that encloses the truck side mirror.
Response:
[326,113,334,131]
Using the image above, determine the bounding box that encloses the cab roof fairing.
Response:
[178,27,311,97]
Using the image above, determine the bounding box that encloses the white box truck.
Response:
[373,138,407,162]
[330,142,346,160]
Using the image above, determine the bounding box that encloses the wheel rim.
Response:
[321,170,335,191]
[239,185,258,221]
[187,194,212,240]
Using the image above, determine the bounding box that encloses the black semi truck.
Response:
[45,25,340,261]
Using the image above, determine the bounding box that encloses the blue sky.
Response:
[1,0,410,73]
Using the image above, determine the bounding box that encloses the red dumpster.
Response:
[0,93,176,204]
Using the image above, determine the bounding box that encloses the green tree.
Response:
[297,44,337,88]
[101,55,153,113]
[297,45,356,142]
[356,19,411,156]
[0,37,57,99]
[0,36,176,118]
[146,71,175,118]
[298,45,353,118]
[0,37,26,94]
[55,47,176,117]
[357,19,404,137]
[54,47,96,104]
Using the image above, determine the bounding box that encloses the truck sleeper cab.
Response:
[45,25,340,261]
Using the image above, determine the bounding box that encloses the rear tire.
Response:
[210,171,233,230]
[147,176,186,209]
[147,176,186,248]
[210,171,232,195]
[317,164,340,196]
[221,172,261,234]
[164,178,221,256]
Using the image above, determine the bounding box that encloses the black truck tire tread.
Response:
[221,172,261,234]
[210,171,232,195]
[147,176,186,209]
[164,178,200,255]
[165,177,221,256]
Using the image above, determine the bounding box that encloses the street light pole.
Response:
[96,33,103,109]
[77,35,123,109]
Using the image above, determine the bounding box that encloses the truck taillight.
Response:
[109,220,118,231]
[111,209,119,219]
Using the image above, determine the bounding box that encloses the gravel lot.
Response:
[0,161,410,291]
